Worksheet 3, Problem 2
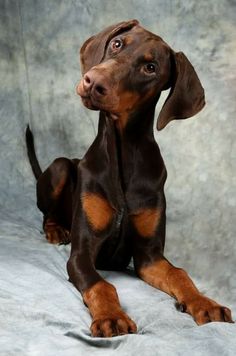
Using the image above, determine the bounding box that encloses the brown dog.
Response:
[26,19,233,337]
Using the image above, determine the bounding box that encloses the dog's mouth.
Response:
[80,95,100,111]
[76,80,120,118]
[76,81,98,110]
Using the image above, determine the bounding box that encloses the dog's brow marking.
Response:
[124,35,133,45]
[82,193,115,231]
[144,53,154,62]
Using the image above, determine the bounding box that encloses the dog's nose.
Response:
[83,74,93,91]
[83,73,107,97]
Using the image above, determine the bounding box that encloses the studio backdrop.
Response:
[0,0,235,355]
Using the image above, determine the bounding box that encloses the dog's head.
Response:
[77,20,205,130]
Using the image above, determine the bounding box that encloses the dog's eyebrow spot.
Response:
[131,207,162,237]
[81,193,115,231]
[143,53,154,62]
[124,35,134,45]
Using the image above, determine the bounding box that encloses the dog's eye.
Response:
[144,63,156,74]
[110,39,123,51]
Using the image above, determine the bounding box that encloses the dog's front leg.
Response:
[67,245,137,338]
[136,257,233,324]
[68,257,136,337]
[131,202,233,325]
[67,195,137,337]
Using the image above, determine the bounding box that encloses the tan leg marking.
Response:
[81,193,115,231]
[131,208,162,237]
[139,259,205,303]
[139,259,173,293]
[138,259,233,325]
[83,280,137,337]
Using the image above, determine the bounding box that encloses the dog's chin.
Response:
[79,96,120,120]
[80,96,100,111]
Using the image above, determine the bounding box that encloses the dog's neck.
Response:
[97,106,159,190]
[99,105,156,141]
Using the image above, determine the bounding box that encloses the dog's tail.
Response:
[25,125,42,180]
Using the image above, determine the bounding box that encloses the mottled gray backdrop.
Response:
[0,0,236,355]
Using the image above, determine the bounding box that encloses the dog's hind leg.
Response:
[37,157,79,244]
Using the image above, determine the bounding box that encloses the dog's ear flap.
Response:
[157,52,205,130]
[80,19,139,75]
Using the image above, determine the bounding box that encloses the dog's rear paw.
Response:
[90,314,137,337]
[44,219,70,245]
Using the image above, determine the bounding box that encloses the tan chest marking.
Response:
[81,193,115,231]
[131,207,162,237]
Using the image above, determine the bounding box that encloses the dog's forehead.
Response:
[120,25,169,54]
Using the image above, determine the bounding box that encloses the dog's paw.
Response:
[179,295,234,325]
[90,314,137,337]
[44,219,70,244]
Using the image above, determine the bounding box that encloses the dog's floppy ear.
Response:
[157,52,205,130]
[80,19,139,75]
